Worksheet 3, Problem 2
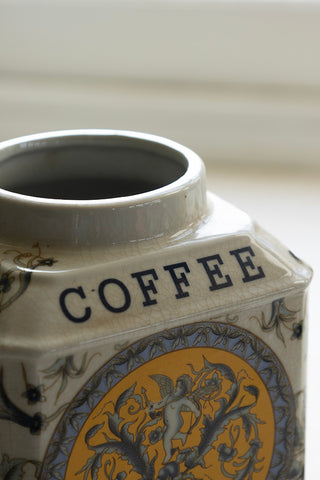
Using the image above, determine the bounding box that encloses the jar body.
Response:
[0,131,311,480]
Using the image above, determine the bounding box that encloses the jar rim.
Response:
[0,130,207,246]
[0,129,203,206]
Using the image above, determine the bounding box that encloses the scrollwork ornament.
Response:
[40,322,298,480]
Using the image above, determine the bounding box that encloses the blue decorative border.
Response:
[41,322,295,480]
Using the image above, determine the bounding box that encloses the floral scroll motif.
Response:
[0,454,41,480]
[40,322,297,480]
[0,243,56,313]
[0,366,46,435]
[250,298,302,345]
[0,352,97,438]
[0,366,69,436]
[42,353,99,403]
[78,357,266,480]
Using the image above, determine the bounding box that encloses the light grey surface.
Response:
[206,164,320,478]
[2,0,320,169]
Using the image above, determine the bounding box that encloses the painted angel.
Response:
[148,373,219,463]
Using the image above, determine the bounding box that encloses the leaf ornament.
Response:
[0,367,44,435]
[0,454,41,480]
[42,353,97,402]
[0,244,56,313]
[251,298,299,345]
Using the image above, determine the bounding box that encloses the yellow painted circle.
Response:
[66,347,274,480]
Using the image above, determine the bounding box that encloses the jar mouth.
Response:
[0,130,193,203]
[0,130,206,246]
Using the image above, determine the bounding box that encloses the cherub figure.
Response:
[148,374,200,463]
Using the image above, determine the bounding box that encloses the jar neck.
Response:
[0,130,207,247]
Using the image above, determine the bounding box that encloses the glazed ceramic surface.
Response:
[0,131,311,480]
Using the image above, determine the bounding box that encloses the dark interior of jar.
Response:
[0,141,187,200]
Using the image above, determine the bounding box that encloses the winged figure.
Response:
[148,373,220,463]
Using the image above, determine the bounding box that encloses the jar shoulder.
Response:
[0,193,312,354]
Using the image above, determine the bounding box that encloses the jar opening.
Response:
[0,131,206,245]
[0,143,187,200]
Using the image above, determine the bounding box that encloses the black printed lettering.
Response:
[229,246,265,283]
[98,278,131,313]
[197,254,233,291]
[59,286,91,323]
[131,269,159,306]
[163,262,190,299]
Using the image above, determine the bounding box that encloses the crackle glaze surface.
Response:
[0,131,311,480]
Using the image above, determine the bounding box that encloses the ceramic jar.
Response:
[0,130,312,480]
